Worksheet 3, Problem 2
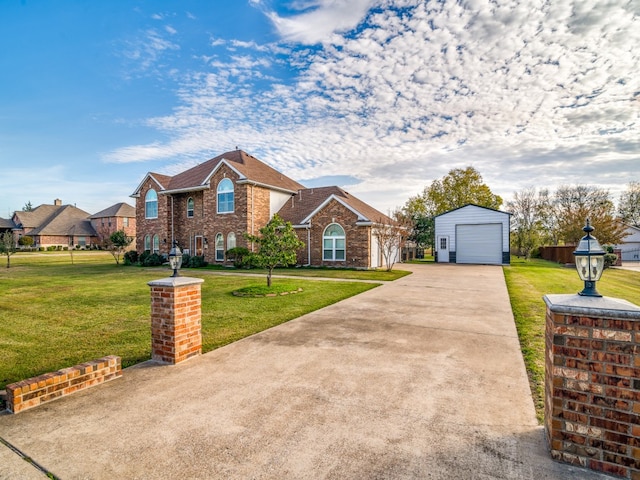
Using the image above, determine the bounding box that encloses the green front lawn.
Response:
[503,257,640,423]
[0,253,383,391]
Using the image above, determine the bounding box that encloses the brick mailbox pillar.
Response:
[148,276,204,365]
[544,293,640,478]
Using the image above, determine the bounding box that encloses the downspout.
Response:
[170,195,174,246]
[306,219,311,266]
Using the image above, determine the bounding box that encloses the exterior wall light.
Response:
[573,219,605,297]
[168,240,183,277]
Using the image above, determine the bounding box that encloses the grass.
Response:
[0,252,382,391]
[503,257,640,423]
[207,265,411,281]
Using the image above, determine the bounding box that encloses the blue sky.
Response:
[1,0,638,217]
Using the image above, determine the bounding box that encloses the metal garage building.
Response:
[435,204,511,265]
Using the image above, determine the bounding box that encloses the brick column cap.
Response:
[148,277,205,288]
[544,293,640,319]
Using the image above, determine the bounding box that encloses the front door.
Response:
[437,235,449,263]
[195,235,204,256]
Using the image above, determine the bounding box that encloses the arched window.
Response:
[217,178,234,213]
[152,234,160,254]
[145,189,158,219]
[323,224,345,261]
[187,197,194,218]
[215,233,224,261]
[144,234,151,252]
[227,232,236,250]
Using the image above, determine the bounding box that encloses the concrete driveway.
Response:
[0,264,614,479]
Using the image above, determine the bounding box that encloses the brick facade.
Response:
[132,151,394,268]
[136,177,171,254]
[294,199,372,268]
[136,167,277,263]
[544,294,640,479]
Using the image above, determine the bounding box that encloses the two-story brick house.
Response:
[131,149,398,268]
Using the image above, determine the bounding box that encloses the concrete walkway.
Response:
[0,264,614,479]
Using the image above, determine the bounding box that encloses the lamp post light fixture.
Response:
[168,240,183,277]
[573,219,606,297]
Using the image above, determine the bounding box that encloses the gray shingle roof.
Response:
[90,202,135,219]
[24,205,97,236]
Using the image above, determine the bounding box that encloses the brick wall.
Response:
[5,356,122,414]
[136,167,276,263]
[300,200,372,268]
[136,178,170,254]
[149,277,204,364]
[544,294,640,478]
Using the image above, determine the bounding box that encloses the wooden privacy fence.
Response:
[539,245,576,264]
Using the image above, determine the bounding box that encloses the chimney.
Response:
[54,199,62,206]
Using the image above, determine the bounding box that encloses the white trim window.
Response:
[217,179,234,213]
[152,234,160,254]
[187,197,194,218]
[323,224,345,261]
[227,232,236,250]
[145,189,158,219]
[215,233,224,261]
[144,234,151,252]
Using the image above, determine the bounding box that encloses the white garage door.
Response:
[456,224,503,265]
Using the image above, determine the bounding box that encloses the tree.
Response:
[402,166,502,249]
[425,166,503,214]
[103,230,133,265]
[552,185,628,245]
[619,181,640,227]
[244,214,305,287]
[374,214,408,271]
[22,201,33,212]
[0,231,17,268]
[506,187,553,259]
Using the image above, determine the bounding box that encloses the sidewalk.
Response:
[0,264,614,479]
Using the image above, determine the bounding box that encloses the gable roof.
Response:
[22,204,97,237]
[277,186,394,226]
[131,150,304,197]
[435,203,512,218]
[90,202,135,219]
[0,217,15,229]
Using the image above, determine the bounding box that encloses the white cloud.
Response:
[266,0,379,44]
[106,0,640,211]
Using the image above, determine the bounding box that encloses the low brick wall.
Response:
[544,294,640,478]
[5,356,122,414]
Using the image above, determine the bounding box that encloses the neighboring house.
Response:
[131,149,398,268]
[90,202,136,243]
[615,224,640,261]
[8,199,136,249]
[434,204,511,265]
[0,217,14,234]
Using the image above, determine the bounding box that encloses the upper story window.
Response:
[323,224,346,261]
[123,217,129,227]
[145,189,158,219]
[187,197,194,218]
[217,178,234,214]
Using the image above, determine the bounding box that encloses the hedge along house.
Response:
[130,150,398,269]
[434,204,511,265]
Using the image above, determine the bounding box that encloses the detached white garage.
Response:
[435,204,511,265]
